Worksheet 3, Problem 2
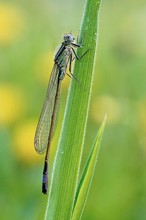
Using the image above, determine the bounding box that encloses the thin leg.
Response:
[67,55,81,85]
[71,47,89,60]
[71,42,82,48]
[66,72,81,86]
[66,55,80,83]
[66,72,72,78]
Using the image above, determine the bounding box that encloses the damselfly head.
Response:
[64,33,75,44]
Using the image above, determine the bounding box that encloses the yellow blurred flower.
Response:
[91,95,121,124]
[0,83,25,125]
[13,120,41,164]
[0,4,25,45]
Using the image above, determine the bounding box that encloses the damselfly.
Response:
[34,33,88,194]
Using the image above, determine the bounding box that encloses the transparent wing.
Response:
[34,64,60,154]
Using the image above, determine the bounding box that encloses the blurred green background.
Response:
[0,0,146,219]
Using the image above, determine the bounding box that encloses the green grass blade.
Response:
[72,116,107,220]
[45,0,102,219]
